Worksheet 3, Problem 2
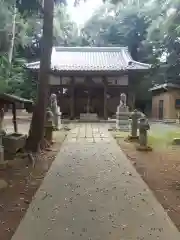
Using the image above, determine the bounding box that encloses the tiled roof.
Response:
[26,47,151,72]
[0,93,33,104]
[149,83,180,92]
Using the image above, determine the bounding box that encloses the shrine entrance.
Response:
[74,85,104,118]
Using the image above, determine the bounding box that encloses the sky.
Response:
[67,0,102,27]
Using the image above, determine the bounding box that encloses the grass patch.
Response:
[147,130,180,148]
[112,129,180,149]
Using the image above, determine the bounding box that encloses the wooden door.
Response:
[159,100,164,119]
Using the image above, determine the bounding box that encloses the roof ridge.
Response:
[54,46,128,52]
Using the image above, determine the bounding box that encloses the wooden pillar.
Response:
[70,77,75,119]
[85,76,91,113]
[12,103,17,133]
[103,77,108,120]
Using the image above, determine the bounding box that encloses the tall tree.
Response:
[8,4,17,64]
[25,0,82,152]
[27,0,54,152]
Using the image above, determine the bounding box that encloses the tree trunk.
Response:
[26,0,54,152]
[8,4,17,64]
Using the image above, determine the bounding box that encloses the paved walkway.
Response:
[12,124,180,240]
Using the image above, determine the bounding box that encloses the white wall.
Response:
[49,74,128,86]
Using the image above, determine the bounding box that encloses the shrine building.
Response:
[26,47,150,119]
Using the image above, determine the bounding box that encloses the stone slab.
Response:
[80,113,98,121]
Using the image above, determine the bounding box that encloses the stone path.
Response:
[12,124,180,240]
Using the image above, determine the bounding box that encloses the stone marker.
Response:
[116,93,130,132]
[128,109,142,141]
[44,108,54,143]
[137,117,152,151]
[0,179,8,190]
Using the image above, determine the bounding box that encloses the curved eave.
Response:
[127,61,151,71]
[149,83,180,92]
[25,62,151,73]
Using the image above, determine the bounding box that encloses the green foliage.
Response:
[79,0,180,101]
[16,0,67,15]
[0,54,36,99]
[0,0,78,100]
[1,0,180,104]
[53,4,79,46]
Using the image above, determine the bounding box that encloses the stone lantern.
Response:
[128,109,141,140]
[136,117,152,151]
[44,108,54,144]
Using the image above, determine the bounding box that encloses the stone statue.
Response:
[120,93,127,106]
[50,93,60,130]
[116,93,130,131]
[117,93,129,112]
[136,117,152,151]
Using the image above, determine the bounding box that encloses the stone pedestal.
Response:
[116,106,130,132]
[3,133,27,154]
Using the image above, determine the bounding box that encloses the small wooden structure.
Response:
[0,93,33,132]
[149,83,180,120]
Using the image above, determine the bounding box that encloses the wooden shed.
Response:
[0,93,33,132]
[149,83,180,120]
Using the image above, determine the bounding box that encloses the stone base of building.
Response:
[116,119,130,132]
[61,118,116,124]
[79,113,99,122]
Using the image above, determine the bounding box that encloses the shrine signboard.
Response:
[107,75,128,86]
[49,75,129,86]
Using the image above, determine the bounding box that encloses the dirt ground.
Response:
[116,138,180,230]
[0,130,67,240]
